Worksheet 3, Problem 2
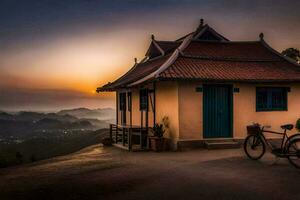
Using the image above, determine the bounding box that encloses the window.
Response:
[256,87,288,111]
[140,89,148,111]
[127,92,132,111]
[119,93,126,111]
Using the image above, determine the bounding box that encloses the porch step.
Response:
[204,140,241,150]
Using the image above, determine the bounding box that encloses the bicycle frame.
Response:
[260,126,288,152]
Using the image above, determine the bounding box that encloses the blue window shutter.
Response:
[256,87,288,112]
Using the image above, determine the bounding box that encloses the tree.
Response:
[281,48,300,62]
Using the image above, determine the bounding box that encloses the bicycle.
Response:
[244,123,300,168]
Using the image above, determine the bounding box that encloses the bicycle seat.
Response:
[280,124,294,130]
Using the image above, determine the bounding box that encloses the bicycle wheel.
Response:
[284,133,300,152]
[287,138,300,169]
[244,134,266,160]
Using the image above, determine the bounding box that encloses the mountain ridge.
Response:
[0,108,115,138]
[57,107,115,120]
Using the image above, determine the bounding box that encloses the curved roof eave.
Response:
[128,34,194,87]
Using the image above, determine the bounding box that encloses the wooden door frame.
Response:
[202,84,233,138]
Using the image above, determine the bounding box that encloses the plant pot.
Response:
[149,137,166,152]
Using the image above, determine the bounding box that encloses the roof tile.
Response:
[159,57,300,81]
[183,41,280,61]
[100,55,170,90]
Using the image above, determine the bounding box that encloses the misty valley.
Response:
[0,108,115,167]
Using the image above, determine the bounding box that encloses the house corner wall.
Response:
[233,83,300,138]
[154,81,300,146]
[178,82,203,140]
[155,81,179,150]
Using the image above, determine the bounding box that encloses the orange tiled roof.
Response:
[98,55,170,91]
[159,56,300,82]
[183,41,280,61]
[97,23,300,92]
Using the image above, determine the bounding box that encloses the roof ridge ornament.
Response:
[193,19,229,41]
[151,34,155,41]
[196,18,204,32]
[200,18,204,27]
[259,32,264,41]
[134,57,137,64]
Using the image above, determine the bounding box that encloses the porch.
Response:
[109,124,151,151]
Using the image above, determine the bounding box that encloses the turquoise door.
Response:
[203,85,233,138]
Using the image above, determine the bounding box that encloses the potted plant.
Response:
[149,123,166,152]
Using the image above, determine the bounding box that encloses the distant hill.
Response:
[0,129,109,168]
[78,118,108,128]
[58,108,115,120]
[35,118,93,130]
[0,108,115,122]
[0,108,115,138]
[0,111,78,122]
[0,109,112,168]
[0,112,14,120]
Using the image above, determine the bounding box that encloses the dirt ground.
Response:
[0,145,300,200]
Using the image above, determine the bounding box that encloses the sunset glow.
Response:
[0,0,299,111]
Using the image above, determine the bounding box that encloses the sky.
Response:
[0,0,299,111]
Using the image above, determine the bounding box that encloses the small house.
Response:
[97,20,300,150]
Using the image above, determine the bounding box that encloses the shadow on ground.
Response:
[0,145,299,200]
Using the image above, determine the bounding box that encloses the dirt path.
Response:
[0,145,299,200]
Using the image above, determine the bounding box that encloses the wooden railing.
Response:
[109,124,150,151]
